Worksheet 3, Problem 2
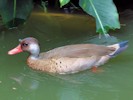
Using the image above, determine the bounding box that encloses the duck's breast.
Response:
[27,56,99,74]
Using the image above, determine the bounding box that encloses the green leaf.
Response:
[59,0,70,7]
[79,0,120,34]
[0,0,33,28]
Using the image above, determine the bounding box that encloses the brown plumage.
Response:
[8,37,128,74]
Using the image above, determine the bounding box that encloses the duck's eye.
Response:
[22,43,28,47]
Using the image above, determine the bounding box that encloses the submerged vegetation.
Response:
[0,0,120,36]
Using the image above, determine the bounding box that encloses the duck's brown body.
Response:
[27,44,114,74]
[8,37,128,74]
[27,56,97,74]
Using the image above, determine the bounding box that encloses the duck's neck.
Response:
[29,44,40,59]
[30,52,40,59]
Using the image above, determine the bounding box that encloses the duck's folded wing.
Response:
[40,44,115,58]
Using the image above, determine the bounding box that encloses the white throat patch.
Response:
[29,44,40,55]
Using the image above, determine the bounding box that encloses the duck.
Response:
[8,37,128,74]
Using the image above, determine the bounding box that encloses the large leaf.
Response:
[59,0,70,7]
[0,0,33,28]
[79,0,120,34]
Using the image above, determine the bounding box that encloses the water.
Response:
[0,9,133,100]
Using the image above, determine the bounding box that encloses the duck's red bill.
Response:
[8,44,23,55]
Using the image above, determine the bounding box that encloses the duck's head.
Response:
[8,37,40,58]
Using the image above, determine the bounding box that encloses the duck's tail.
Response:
[108,41,128,57]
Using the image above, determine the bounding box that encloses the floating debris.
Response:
[12,87,17,90]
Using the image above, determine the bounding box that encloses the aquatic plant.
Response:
[60,0,120,37]
[0,0,120,36]
[0,0,33,28]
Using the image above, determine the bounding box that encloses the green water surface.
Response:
[0,9,133,100]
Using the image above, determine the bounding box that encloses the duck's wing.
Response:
[40,44,115,58]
